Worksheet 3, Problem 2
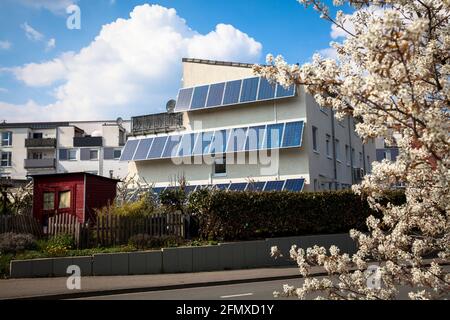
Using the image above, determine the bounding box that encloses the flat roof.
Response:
[30,172,121,182]
[182,57,257,69]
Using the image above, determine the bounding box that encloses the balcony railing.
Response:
[131,112,183,136]
[24,158,56,169]
[25,138,56,148]
[73,136,103,147]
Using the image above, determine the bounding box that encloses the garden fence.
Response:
[0,215,42,237]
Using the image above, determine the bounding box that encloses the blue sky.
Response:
[0,0,347,121]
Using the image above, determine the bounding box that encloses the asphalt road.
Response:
[75,276,445,300]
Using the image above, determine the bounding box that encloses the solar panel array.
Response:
[175,77,296,112]
[120,120,304,162]
[151,178,305,195]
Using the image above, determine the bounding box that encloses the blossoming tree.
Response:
[255,0,449,299]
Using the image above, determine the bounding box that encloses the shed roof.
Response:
[30,172,120,183]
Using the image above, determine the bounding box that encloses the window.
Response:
[312,126,318,151]
[89,149,98,160]
[213,156,226,176]
[58,191,71,209]
[68,149,77,160]
[326,134,331,158]
[0,152,12,167]
[33,133,43,139]
[383,150,392,160]
[345,145,350,165]
[32,152,42,159]
[351,148,356,167]
[113,149,122,159]
[43,192,55,210]
[1,132,12,146]
[335,139,340,161]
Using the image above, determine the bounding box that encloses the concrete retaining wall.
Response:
[9,233,356,278]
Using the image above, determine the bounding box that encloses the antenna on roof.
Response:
[166,99,176,113]
[116,117,124,126]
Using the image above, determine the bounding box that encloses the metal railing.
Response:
[73,136,103,147]
[131,112,183,135]
[25,138,56,148]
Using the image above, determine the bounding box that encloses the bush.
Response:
[189,189,405,241]
[128,234,184,249]
[96,193,158,217]
[44,234,75,257]
[0,233,37,254]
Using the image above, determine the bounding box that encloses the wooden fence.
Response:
[0,215,42,237]
[48,213,89,249]
[94,213,187,247]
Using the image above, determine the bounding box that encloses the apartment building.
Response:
[0,119,130,181]
[121,58,376,192]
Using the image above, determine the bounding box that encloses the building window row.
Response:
[0,152,12,167]
[59,148,122,161]
[1,132,12,147]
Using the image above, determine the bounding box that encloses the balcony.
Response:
[131,112,183,136]
[73,136,103,147]
[24,158,56,169]
[25,138,56,148]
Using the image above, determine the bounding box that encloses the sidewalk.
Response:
[0,266,319,300]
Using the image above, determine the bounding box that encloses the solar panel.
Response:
[214,183,230,190]
[184,185,197,194]
[265,123,285,149]
[133,138,153,160]
[227,127,248,152]
[228,182,247,191]
[206,82,225,107]
[258,78,276,100]
[152,187,166,194]
[119,139,139,161]
[283,179,304,192]
[245,125,266,151]
[147,136,168,159]
[178,133,197,157]
[175,88,193,111]
[282,121,303,147]
[162,135,182,158]
[276,84,296,98]
[246,181,266,191]
[190,85,209,110]
[223,80,242,105]
[264,180,285,191]
[209,129,229,155]
[240,77,259,103]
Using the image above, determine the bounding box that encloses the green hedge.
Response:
[190,189,405,241]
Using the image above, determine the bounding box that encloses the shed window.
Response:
[58,191,71,209]
[43,192,55,210]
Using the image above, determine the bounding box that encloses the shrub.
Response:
[189,189,405,241]
[0,233,37,254]
[159,188,188,213]
[44,234,75,257]
[128,234,184,249]
[96,193,158,217]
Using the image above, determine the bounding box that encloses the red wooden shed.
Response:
[32,172,119,225]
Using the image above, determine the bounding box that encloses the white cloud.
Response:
[318,47,338,60]
[46,38,56,51]
[3,4,262,122]
[0,88,8,93]
[21,22,44,41]
[15,0,77,14]
[0,41,12,50]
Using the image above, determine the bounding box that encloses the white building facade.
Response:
[122,58,376,192]
[0,120,130,181]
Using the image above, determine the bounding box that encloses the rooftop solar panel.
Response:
[214,183,230,190]
[206,82,225,107]
[265,123,285,149]
[264,180,285,191]
[190,85,209,110]
[147,136,168,159]
[178,133,197,157]
[175,88,193,111]
[119,139,139,161]
[283,179,304,192]
[245,125,266,151]
[228,182,247,191]
[227,127,248,152]
[258,78,276,100]
[276,84,296,98]
[223,80,242,105]
[162,135,182,158]
[209,129,229,155]
[152,187,166,194]
[184,185,197,194]
[133,138,153,160]
[246,181,266,191]
[282,121,303,147]
[240,77,259,103]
